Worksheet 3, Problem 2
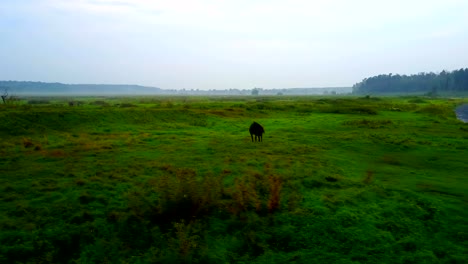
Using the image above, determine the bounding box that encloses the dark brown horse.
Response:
[249,122,265,142]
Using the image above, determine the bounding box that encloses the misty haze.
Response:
[1,1,467,263]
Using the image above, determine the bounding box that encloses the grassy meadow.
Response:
[0,95,467,263]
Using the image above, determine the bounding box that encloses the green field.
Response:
[1,96,467,263]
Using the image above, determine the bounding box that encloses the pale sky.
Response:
[1,0,467,90]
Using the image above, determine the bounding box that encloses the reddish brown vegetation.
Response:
[267,175,282,213]
[22,138,34,148]
[363,170,374,184]
[148,167,285,223]
[49,149,66,158]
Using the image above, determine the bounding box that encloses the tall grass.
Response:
[0,95,467,263]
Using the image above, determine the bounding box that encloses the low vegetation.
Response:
[0,96,467,263]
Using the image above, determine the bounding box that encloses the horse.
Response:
[249,122,265,142]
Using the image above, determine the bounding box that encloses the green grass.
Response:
[1,96,467,263]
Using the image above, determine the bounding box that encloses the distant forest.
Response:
[352,68,468,94]
[0,81,351,95]
[0,81,161,95]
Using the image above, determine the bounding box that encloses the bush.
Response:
[91,100,109,106]
[417,104,453,118]
[119,103,137,108]
[189,117,209,127]
[343,119,393,128]
[324,106,378,115]
[148,168,225,224]
[408,98,427,104]
[22,138,34,148]
[28,100,50,105]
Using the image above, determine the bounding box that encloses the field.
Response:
[1,96,467,263]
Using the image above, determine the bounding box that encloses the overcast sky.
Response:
[1,0,467,90]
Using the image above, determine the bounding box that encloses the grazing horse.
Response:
[249,122,265,142]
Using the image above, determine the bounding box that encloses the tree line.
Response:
[352,68,468,94]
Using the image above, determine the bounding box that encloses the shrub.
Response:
[229,175,262,214]
[22,138,34,148]
[324,106,378,115]
[361,95,381,101]
[267,175,282,213]
[164,101,174,108]
[363,170,374,184]
[343,119,393,128]
[417,104,453,118]
[408,98,427,104]
[28,100,50,104]
[149,168,225,223]
[91,100,109,106]
[325,176,338,182]
[147,168,286,223]
[227,173,285,215]
[120,103,137,108]
[169,220,201,259]
[189,118,209,127]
